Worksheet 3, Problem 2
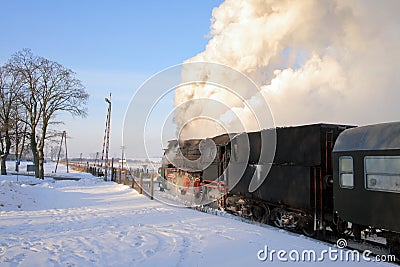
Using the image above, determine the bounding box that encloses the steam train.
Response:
[160,122,400,257]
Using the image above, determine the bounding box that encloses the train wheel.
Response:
[271,208,285,228]
[334,220,352,237]
[260,205,270,224]
[252,205,270,224]
[301,217,316,237]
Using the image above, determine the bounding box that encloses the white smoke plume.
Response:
[174,0,400,139]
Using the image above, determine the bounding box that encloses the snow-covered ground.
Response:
[0,162,396,266]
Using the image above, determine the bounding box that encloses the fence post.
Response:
[139,171,143,194]
[118,168,121,184]
[123,169,127,185]
[150,172,154,200]
[131,170,135,189]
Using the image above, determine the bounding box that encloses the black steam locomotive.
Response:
[160,122,400,257]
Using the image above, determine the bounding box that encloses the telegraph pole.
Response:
[55,131,69,173]
[95,152,99,166]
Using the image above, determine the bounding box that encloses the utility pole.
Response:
[15,102,19,172]
[65,132,69,173]
[55,131,69,173]
[102,93,112,181]
[95,151,99,166]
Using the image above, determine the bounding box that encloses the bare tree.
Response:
[8,49,89,178]
[7,50,42,177]
[13,109,29,172]
[0,64,23,175]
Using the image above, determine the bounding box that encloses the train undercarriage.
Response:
[225,195,316,237]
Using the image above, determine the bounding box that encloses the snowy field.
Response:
[0,162,396,266]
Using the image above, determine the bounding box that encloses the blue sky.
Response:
[0,0,224,158]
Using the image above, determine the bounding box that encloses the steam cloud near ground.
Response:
[174,0,400,139]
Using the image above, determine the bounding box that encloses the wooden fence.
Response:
[68,161,158,200]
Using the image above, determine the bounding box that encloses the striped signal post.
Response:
[101,93,112,181]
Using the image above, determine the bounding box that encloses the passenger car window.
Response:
[339,156,354,189]
[365,156,400,193]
